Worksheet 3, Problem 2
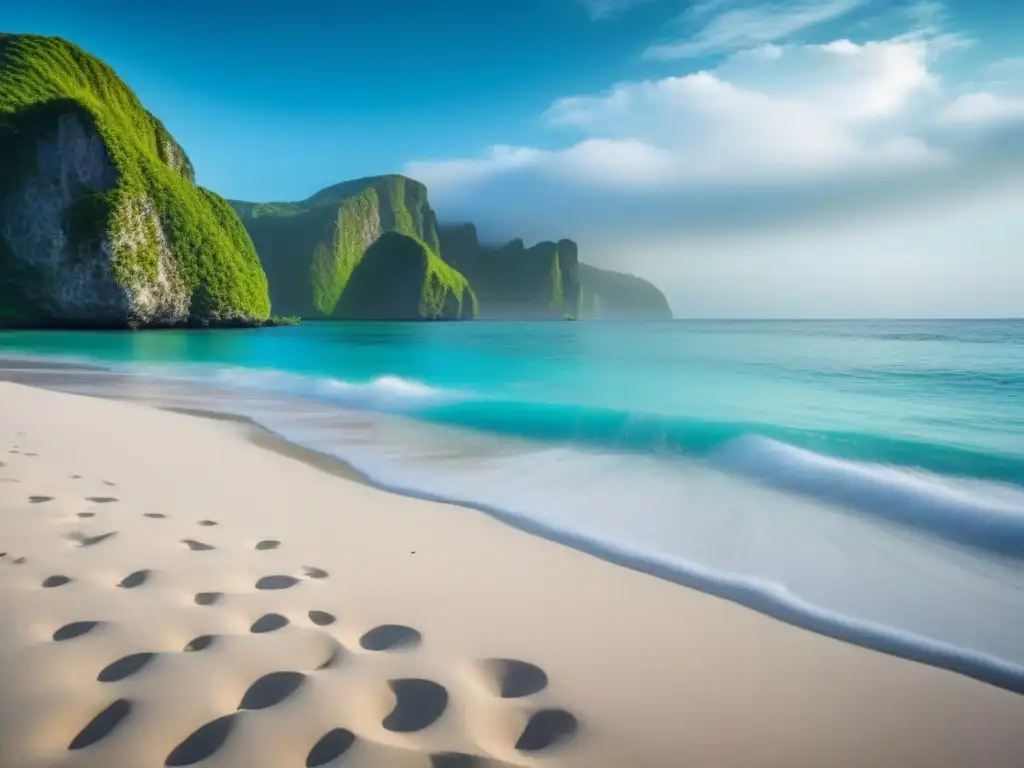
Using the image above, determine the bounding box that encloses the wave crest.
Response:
[715,435,1024,558]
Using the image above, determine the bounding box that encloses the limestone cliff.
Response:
[577,263,672,319]
[230,175,452,318]
[438,223,670,319]
[0,34,271,327]
[335,232,476,320]
[439,224,582,319]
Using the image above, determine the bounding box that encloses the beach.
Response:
[1,380,1022,768]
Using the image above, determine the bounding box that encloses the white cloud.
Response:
[644,0,866,60]
[404,146,541,194]
[937,92,1024,125]
[403,8,1024,317]
[414,37,950,195]
[631,179,1024,318]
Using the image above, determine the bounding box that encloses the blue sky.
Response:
[4,0,1024,316]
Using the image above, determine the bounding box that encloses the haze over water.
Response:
[2,319,1023,690]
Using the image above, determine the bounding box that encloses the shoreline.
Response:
[2,357,1024,698]
[224,408,1024,697]
[0,380,1022,766]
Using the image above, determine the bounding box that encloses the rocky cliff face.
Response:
[230,175,448,318]
[335,231,476,320]
[438,224,670,319]
[439,224,582,318]
[578,263,672,319]
[0,34,271,328]
[2,109,190,323]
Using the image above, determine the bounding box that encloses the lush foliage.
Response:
[438,226,581,319]
[438,224,669,319]
[0,33,270,322]
[335,231,476,320]
[231,174,451,318]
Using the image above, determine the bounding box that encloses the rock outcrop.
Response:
[439,224,581,318]
[335,232,476,320]
[0,34,271,327]
[230,175,456,319]
[439,223,670,319]
[577,263,672,319]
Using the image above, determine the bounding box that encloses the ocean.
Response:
[1,319,1022,691]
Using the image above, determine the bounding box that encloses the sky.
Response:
[4,0,1023,317]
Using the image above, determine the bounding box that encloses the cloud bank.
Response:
[408,2,1024,317]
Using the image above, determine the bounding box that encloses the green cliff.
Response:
[230,175,459,319]
[438,223,670,319]
[439,224,581,318]
[577,263,672,319]
[336,231,476,320]
[0,34,271,327]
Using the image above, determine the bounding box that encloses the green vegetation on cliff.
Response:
[230,175,448,318]
[438,223,670,319]
[0,34,271,326]
[578,263,672,319]
[439,225,582,318]
[336,231,476,320]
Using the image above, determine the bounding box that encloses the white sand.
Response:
[0,381,1021,768]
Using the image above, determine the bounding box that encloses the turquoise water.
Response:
[2,320,1023,690]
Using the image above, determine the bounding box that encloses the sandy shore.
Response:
[0,381,1021,768]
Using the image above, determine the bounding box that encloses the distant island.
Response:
[231,178,672,321]
[0,33,671,328]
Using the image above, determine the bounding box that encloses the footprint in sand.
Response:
[117,570,150,589]
[255,540,280,550]
[317,643,346,670]
[476,658,549,699]
[68,699,133,750]
[144,512,167,519]
[68,531,118,547]
[255,575,300,591]
[77,512,96,519]
[181,539,215,551]
[103,480,116,487]
[98,653,158,682]
[42,575,73,588]
[197,519,218,527]
[194,592,223,606]
[238,671,307,710]
[359,624,422,652]
[53,621,104,641]
[28,495,54,504]
[515,709,579,752]
[165,714,236,767]
[70,474,82,480]
[305,728,356,767]
[382,678,449,733]
[431,754,486,768]
[251,613,289,633]
[303,566,328,579]
[184,635,218,652]
[308,610,336,627]
[85,496,119,504]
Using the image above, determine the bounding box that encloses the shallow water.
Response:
[2,319,1022,690]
